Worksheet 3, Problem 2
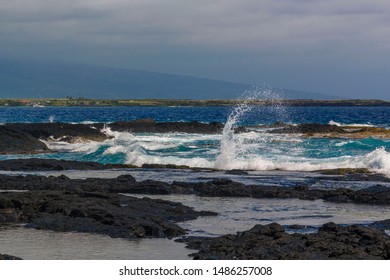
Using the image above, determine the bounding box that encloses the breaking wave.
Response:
[38,92,390,177]
[41,127,390,177]
[328,120,374,127]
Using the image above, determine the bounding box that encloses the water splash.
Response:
[214,87,288,169]
[49,115,55,123]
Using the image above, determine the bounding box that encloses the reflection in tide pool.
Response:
[0,226,195,260]
[127,194,390,237]
[1,194,389,259]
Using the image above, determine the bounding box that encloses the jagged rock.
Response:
[4,123,108,142]
[0,190,216,239]
[184,223,390,260]
[0,126,49,154]
[269,123,345,134]
[107,120,223,134]
[0,159,127,171]
[371,219,390,230]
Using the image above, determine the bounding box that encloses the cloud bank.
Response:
[1,0,389,98]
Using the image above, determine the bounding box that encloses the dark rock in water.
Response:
[371,219,390,230]
[0,126,49,154]
[186,179,253,197]
[4,123,108,142]
[1,172,390,205]
[266,123,390,138]
[0,254,23,260]
[131,118,156,124]
[0,190,215,239]
[269,123,345,134]
[186,222,390,260]
[141,163,191,169]
[0,159,125,171]
[225,170,249,175]
[318,168,372,175]
[355,185,390,204]
[108,120,223,134]
[287,224,306,230]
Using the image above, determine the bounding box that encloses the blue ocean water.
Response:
[0,106,389,127]
[1,105,389,176]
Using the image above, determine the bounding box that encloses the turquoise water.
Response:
[1,105,389,176]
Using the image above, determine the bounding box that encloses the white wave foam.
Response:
[329,120,374,127]
[103,145,126,155]
[43,140,101,154]
[363,147,390,175]
[335,140,354,147]
[124,151,213,168]
[40,121,390,177]
[212,147,390,177]
[101,126,134,140]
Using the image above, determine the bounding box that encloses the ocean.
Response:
[1,105,389,176]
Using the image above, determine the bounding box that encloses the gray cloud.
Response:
[1,0,389,49]
[0,0,389,98]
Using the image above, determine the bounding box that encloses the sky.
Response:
[1,0,389,99]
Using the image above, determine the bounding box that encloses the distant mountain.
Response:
[0,59,339,100]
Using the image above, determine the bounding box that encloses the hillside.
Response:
[0,59,338,100]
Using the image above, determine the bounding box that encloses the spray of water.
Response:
[214,99,253,169]
[49,115,55,123]
[214,87,288,170]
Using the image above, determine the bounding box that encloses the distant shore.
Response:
[0,98,389,107]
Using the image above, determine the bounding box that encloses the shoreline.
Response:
[1,159,390,259]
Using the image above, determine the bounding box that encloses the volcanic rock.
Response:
[0,126,49,154]
[0,190,216,239]
[184,222,390,260]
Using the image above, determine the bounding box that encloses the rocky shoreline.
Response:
[180,222,390,259]
[0,159,390,259]
[1,169,389,205]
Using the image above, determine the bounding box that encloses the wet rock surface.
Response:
[0,190,215,239]
[371,219,390,230]
[1,174,390,205]
[3,123,108,142]
[0,159,133,171]
[267,123,390,138]
[0,126,49,154]
[269,123,345,134]
[182,222,390,260]
[107,120,223,134]
[172,179,390,205]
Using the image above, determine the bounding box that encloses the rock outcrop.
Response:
[182,222,390,260]
[0,190,215,239]
[0,126,49,154]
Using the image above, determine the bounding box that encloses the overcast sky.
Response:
[1,0,389,99]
